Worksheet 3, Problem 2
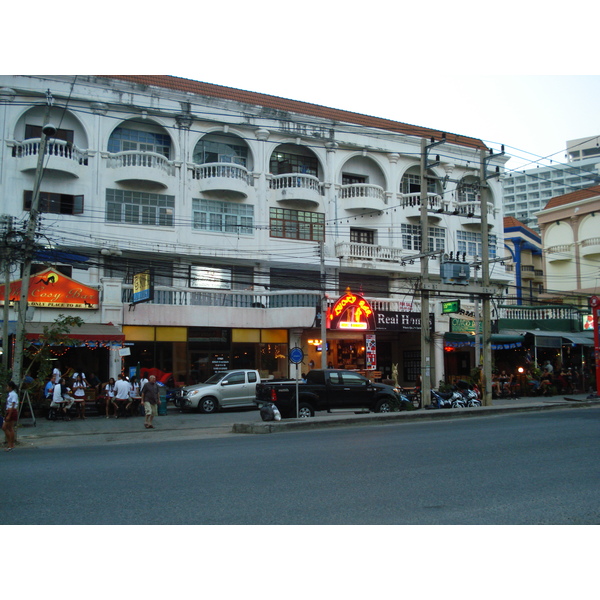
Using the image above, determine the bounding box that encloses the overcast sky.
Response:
[13,2,598,174]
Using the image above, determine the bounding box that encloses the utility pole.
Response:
[319,240,328,369]
[1,216,14,372]
[419,139,431,406]
[479,148,493,406]
[419,135,445,406]
[10,119,56,385]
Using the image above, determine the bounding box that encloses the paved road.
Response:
[2,406,599,524]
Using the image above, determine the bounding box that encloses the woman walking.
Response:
[3,381,19,451]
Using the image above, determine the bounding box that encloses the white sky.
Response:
[10,2,599,174]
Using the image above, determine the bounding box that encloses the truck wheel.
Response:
[374,398,392,413]
[297,403,314,418]
[199,396,219,414]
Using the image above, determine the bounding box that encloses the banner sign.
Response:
[132,269,153,305]
[0,268,99,309]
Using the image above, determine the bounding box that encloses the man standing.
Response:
[141,375,160,429]
[113,374,132,418]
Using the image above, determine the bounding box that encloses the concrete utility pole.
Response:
[11,121,56,385]
[419,135,445,406]
[1,216,14,372]
[319,240,328,369]
[419,139,431,406]
[479,148,493,406]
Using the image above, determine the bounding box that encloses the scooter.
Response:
[428,387,466,409]
[455,380,482,407]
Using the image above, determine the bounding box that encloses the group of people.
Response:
[44,365,161,429]
[493,360,582,398]
[100,373,161,428]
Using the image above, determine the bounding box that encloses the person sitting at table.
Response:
[126,376,141,416]
[539,371,554,396]
[112,374,132,418]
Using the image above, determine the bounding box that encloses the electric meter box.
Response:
[440,261,471,285]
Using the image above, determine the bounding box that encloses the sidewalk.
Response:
[9,393,599,449]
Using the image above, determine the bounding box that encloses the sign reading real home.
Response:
[376,311,434,332]
[0,268,99,309]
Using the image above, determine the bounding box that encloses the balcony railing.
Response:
[340,184,386,211]
[400,192,448,218]
[12,138,89,176]
[106,151,175,174]
[335,242,404,262]
[190,162,253,199]
[497,305,580,321]
[270,173,323,207]
[122,286,322,308]
[580,237,600,256]
[105,150,176,188]
[546,244,574,262]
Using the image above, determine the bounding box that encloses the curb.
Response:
[231,400,600,434]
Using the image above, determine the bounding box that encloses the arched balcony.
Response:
[12,138,89,178]
[340,184,386,211]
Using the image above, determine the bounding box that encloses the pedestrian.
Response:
[141,375,160,429]
[113,373,131,418]
[3,381,19,451]
[72,373,87,419]
[102,377,116,418]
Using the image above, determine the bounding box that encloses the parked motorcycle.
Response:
[455,380,482,407]
[427,387,466,409]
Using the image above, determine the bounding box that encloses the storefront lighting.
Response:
[308,339,322,345]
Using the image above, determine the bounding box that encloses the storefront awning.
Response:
[444,333,524,349]
[501,329,595,347]
[24,322,125,343]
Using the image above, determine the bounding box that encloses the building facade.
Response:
[502,136,600,233]
[0,75,510,388]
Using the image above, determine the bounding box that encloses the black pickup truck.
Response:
[255,369,406,418]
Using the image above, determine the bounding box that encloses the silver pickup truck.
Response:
[174,369,261,414]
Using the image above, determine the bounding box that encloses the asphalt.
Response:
[7,393,600,449]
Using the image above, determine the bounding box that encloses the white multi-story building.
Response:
[503,136,600,233]
[0,75,509,387]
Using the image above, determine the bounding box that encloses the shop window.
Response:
[24,190,83,215]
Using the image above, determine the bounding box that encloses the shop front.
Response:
[300,290,431,387]
[121,325,289,385]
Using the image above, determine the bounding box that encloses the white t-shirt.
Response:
[114,379,132,400]
[52,384,65,403]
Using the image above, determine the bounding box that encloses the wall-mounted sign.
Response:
[132,269,154,305]
[376,311,434,332]
[327,289,376,331]
[442,300,461,314]
[0,268,99,309]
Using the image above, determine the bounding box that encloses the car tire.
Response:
[374,398,392,413]
[199,396,219,414]
[297,402,314,418]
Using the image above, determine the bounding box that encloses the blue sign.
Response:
[289,347,304,364]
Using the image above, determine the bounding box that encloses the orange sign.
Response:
[0,268,99,309]
[327,289,376,330]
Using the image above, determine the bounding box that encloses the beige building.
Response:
[537,184,600,299]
